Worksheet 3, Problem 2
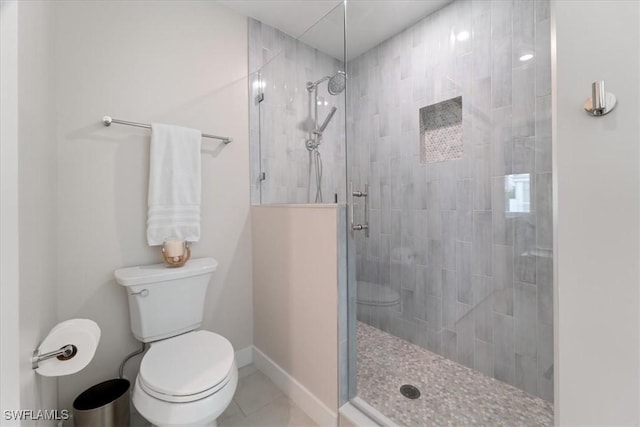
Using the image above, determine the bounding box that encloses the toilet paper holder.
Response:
[32,344,78,369]
[32,318,100,376]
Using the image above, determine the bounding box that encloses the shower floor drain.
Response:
[400,384,421,399]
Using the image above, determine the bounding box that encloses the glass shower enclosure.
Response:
[345,0,553,424]
[249,0,554,424]
[248,5,347,206]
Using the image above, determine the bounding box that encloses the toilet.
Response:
[115,257,237,427]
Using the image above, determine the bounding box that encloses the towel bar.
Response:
[102,116,233,144]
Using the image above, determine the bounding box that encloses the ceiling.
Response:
[220,0,452,61]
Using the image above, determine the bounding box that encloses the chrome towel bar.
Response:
[102,116,233,144]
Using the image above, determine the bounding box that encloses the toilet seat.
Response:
[138,330,235,403]
[139,370,232,403]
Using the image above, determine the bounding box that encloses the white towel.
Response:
[147,123,202,246]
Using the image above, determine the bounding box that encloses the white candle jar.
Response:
[161,238,191,267]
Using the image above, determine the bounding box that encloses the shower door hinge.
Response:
[256,93,264,103]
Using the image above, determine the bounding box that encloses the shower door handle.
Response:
[350,182,369,237]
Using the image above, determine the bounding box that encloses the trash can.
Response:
[72,379,130,427]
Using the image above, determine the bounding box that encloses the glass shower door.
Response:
[345,0,554,425]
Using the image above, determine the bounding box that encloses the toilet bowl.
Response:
[115,258,237,427]
[132,330,238,427]
[356,281,400,307]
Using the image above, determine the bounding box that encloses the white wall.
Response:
[0,0,60,421]
[554,0,640,424]
[1,1,22,423]
[17,0,59,420]
[52,1,252,410]
[252,205,339,423]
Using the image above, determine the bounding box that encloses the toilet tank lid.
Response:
[114,257,218,287]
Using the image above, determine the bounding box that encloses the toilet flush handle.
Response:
[130,289,149,297]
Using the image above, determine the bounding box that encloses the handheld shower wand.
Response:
[314,106,338,136]
[306,70,345,147]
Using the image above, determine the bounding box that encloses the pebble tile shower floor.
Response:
[356,322,553,426]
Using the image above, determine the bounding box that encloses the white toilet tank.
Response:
[115,258,218,343]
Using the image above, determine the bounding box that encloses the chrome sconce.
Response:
[584,80,616,116]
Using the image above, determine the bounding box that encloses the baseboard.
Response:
[235,345,253,368]
[252,346,338,427]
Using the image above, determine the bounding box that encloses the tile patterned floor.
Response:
[220,365,316,427]
[356,321,554,427]
[131,365,316,427]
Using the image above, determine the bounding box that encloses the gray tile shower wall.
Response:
[348,0,553,401]
[248,19,346,204]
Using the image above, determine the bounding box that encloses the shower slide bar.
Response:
[102,116,233,144]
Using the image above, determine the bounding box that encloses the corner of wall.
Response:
[1,0,22,420]
[17,0,60,415]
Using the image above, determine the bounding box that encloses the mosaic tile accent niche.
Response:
[420,96,463,164]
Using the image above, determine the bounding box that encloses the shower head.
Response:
[307,70,346,95]
[327,71,346,95]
